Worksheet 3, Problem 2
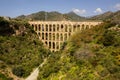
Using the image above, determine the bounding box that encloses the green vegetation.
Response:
[0,73,12,80]
[16,10,120,23]
[1,10,120,80]
[16,11,86,21]
[0,17,50,78]
[38,21,120,80]
[63,11,86,21]
[90,10,120,24]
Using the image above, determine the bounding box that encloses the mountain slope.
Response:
[63,11,86,21]
[16,11,86,21]
[90,11,113,20]
[26,11,65,21]
[90,10,120,24]
[16,10,120,22]
[110,10,120,24]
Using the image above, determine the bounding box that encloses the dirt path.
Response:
[25,59,47,80]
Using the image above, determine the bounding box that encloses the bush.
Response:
[98,30,115,46]
[12,66,25,77]
[0,73,13,80]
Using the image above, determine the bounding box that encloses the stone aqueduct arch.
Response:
[29,21,102,52]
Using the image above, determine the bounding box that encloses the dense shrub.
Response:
[0,73,13,80]
[0,19,50,78]
[12,66,25,77]
[38,22,120,80]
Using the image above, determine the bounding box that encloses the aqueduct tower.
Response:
[29,21,102,52]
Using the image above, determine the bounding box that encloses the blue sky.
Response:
[0,0,120,17]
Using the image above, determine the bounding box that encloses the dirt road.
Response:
[25,59,47,80]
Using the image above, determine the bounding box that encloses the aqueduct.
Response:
[29,21,102,52]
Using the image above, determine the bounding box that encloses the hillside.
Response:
[0,17,50,79]
[16,11,86,21]
[63,11,86,21]
[110,10,120,24]
[90,10,120,24]
[16,10,120,23]
[37,22,120,80]
[90,11,113,20]
[0,10,120,80]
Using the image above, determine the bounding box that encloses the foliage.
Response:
[0,17,14,36]
[0,18,50,78]
[12,66,25,77]
[0,73,13,80]
[1,16,120,80]
[38,22,120,80]
[16,11,86,21]
[90,10,120,24]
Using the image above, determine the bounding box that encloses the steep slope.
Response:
[17,15,26,20]
[46,11,65,21]
[90,10,120,24]
[90,11,113,20]
[0,17,50,79]
[26,11,66,21]
[110,10,120,24]
[63,11,86,21]
[38,22,120,80]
